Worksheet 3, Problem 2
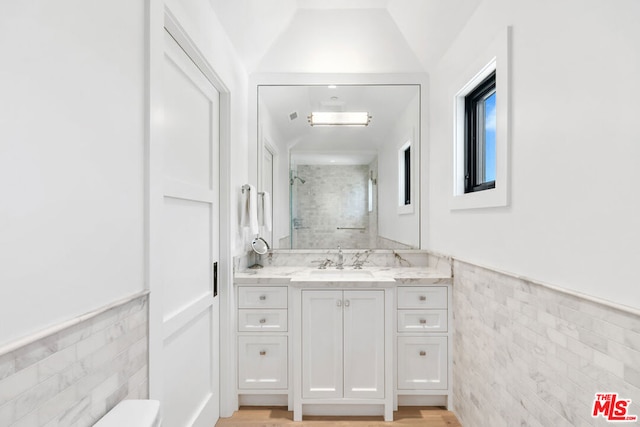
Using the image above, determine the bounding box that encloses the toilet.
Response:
[93,400,161,427]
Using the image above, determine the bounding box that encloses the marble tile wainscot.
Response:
[449,257,640,427]
[0,292,149,427]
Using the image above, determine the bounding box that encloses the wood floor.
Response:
[215,406,462,427]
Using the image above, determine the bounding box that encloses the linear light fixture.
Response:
[308,112,371,127]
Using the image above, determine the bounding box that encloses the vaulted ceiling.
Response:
[209,0,482,73]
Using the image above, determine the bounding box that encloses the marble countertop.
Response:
[234,265,452,286]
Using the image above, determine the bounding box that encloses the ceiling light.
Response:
[308,112,371,127]
[328,85,337,89]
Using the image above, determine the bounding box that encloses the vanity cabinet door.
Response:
[343,290,384,399]
[301,290,343,399]
[238,336,288,390]
[397,336,448,390]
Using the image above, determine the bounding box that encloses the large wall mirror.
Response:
[258,84,420,250]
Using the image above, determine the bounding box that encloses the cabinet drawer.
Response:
[397,286,447,309]
[238,309,288,332]
[397,336,447,390]
[238,336,288,390]
[398,310,447,332]
[238,286,287,309]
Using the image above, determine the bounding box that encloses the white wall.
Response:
[0,0,146,347]
[427,0,640,309]
[378,92,420,248]
[0,0,250,348]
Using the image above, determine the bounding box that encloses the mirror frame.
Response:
[250,73,429,251]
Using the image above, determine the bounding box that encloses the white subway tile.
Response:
[56,395,90,426]
[624,330,640,353]
[592,350,624,379]
[453,259,639,427]
[0,400,15,426]
[0,363,38,407]
[37,345,77,382]
[11,411,38,427]
[37,384,77,426]
[15,373,61,420]
[75,330,106,360]
[0,354,15,382]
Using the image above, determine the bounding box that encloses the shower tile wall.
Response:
[293,164,371,248]
[451,259,640,427]
[0,294,148,427]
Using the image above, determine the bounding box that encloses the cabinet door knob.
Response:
[419,351,427,356]
[259,318,267,324]
[259,350,267,356]
[419,319,427,324]
[337,300,342,307]
[344,300,350,307]
[259,295,267,301]
[419,295,427,301]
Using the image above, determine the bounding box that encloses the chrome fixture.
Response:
[318,258,333,270]
[290,175,306,185]
[336,245,344,270]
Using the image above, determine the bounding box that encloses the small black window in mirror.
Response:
[403,146,411,205]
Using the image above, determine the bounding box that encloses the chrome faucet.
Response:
[336,245,344,270]
[318,258,333,269]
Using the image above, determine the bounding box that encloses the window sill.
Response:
[397,204,415,215]
[450,185,507,210]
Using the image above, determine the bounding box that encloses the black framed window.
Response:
[465,71,496,193]
[403,145,411,205]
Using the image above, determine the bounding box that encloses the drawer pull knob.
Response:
[259,318,266,324]
[419,351,427,356]
[419,296,427,301]
[259,295,266,301]
[419,319,427,324]
[259,350,267,356]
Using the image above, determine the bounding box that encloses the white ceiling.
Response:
[209,0,482,73]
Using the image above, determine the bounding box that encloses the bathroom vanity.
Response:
[233,251,452,422]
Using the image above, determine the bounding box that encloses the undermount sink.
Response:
[291,269,395,282]
[310,269,375,278]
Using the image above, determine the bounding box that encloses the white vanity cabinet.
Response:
[293,287,394,422]
[233,273,452,418]
[237,286,289,394]
[396,286,450,403]
[301,290,384,399]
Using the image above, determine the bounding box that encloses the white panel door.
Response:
[302,290,343,399]
[159,29,220,427]
[343,290,384,399]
